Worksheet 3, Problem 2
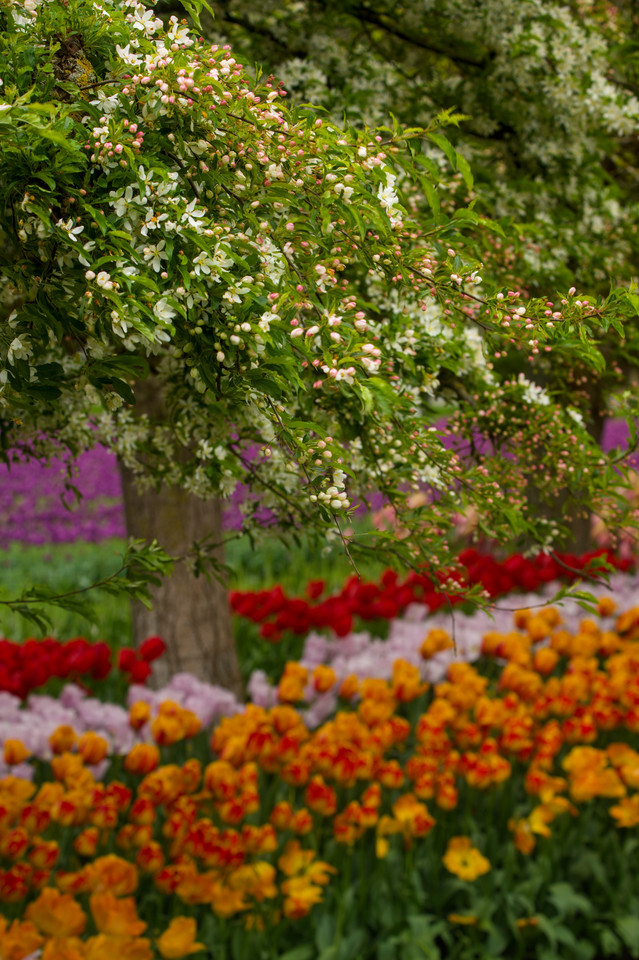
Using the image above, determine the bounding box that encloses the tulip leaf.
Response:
[277,949,314,960]
[315,914,337,953]
[548,882,594,918]
[615,916,639,957]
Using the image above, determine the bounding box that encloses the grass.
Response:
[0,539,132,643]
[0,531,386,665]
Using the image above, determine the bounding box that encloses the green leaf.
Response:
[277,949,314,960]
[3,604,51,633]
[455,151,474,190]
[427,131,456,169]
[376,942,397,960]
[453,208,480,224]
[31,171,56,190]
[403,915,444,959]
[486,923,508,956]
[133,589,154,611]
[421,179,441,220]
[615,916,639,957]
[108,229,136,242]
[626,292,639,315]
[415,153,440,179]
[179,0,203,29]
[548,882,593,917]
[316,914,336,953]
[573,942,596,960]
[599,928,623,957]
[348,201,368,240]
[106,379,136,405]
[82,203,110,235]
[24,122,71,147]
[337,929,366,960]
[26,383,63,400]
[179,0,215,29]
[246,375,283,400]
[536,915,558,948]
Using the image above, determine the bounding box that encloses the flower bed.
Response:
[1,587,639,958]
[231,548,634,641]
[0,636,168,701]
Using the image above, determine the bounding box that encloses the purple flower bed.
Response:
[0,445,258,547]
[0,446,125,547]
[0,420,636,547]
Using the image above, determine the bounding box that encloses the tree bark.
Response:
[118,379,243,697]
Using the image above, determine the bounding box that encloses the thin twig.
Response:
[0,564,128,606]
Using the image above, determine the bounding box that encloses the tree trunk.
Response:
[119,379,243,697]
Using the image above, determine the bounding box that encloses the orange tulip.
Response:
[0,919,43,960]
[42,937,85,960]
[89,891,147,937]
[25,887,87,938]
[135,841,164,874]
[338,673,359,699]
[49,726,77,755]
[85,854,138,896]
[78,732,109,766]
[28,838,60,870]
[0,827,29,860]
[129,701,151,730]
[157,917,206,959]
[124,744,160,775]
[3,740,30,765]
[443,836,490,881]
[312,665,337,693]
[85,934,152,960]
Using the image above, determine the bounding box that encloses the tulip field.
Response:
[2,481,639,960]
[2,445,639,960]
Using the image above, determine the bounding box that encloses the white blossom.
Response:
[142,241,167,272]
[518,373,551,407]
[56,218,84,242]
[7,336,31,364]
[95,271,114,290]
[153,298,177,323]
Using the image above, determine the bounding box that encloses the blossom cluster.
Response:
[1,594,639,956]
[214,0,639,296]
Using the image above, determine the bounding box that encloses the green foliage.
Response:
[0,537,173,636]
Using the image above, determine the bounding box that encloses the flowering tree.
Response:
[208,0,639,505]
[207,0,639,293]
[1,0,637,686]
